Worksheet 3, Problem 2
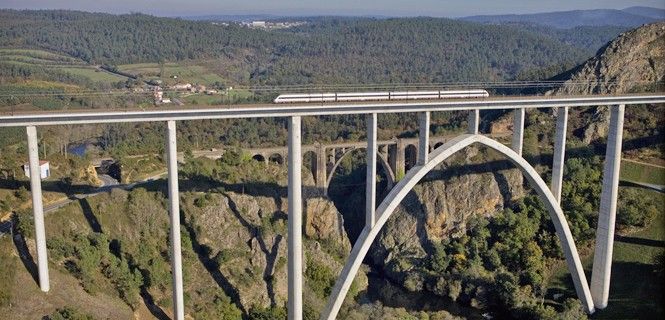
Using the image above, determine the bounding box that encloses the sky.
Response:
[0,0,664,17]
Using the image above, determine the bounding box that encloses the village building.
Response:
[23,160,50,179]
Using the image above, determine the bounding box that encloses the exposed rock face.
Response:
[370,147,524,282]
[305,197,352,251]
[551,22,665,143]
[183,189,356,312]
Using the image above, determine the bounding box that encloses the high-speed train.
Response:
[273,89,489,103]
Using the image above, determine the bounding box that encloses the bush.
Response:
[618,188,658,227]
[305,258,336,298]
[46,306,95,320]
[14,209,34,238]
[249,306,287,320]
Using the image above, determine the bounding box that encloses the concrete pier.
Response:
[512,108,525,155]
[551,107,569,203]
[26,125,49,292]
[288,116,303,320]
[590,105,625,309]
[316,144,327,194]
[418,112,430,165]
[468,109,480,134]
[166,120,185,320]
[366,114,378,228]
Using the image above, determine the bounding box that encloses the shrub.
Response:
[46,306,95,320]
[305,258,336,298]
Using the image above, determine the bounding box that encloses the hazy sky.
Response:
[0,0,663,17]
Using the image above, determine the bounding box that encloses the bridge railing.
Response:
[1,94,664,320]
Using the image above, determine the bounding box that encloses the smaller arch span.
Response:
[252,154,266,162]
[268,153,284,165]
[325,147,395,191]
[321,134,594,319]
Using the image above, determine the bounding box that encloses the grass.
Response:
[592,187,664,319]
[0,48,126,85]
[620,160,665,185]
[0,48,82,64]
[550,186,665,319]
[57,67,126,83]
[117,61,228,86]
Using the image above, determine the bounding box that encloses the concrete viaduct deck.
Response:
[2,93,665,320]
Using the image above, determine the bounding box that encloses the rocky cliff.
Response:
[369,146,524,287]
[182,190,355,312]
[551,22,665,143]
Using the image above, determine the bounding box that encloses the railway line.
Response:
[0,93,663,126]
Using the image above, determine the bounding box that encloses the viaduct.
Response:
[1,94,664,320]
[186,134,495,195]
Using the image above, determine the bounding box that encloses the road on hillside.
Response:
[0,172,165,238]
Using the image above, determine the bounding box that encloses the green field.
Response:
[593,187,664,319]
[620,160,665,185]
[57,67,126,83]
[117,61,228,86]
[0,48,83,64]
[0,48,127,85]
[551,159,665,319]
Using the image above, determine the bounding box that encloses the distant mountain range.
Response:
[460,6,664,29]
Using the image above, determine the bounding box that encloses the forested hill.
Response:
[461,8,660,28]
[0,10,593,84]
[0,10,279,64]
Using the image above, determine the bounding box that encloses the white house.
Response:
[23,160,50,180]
[171,83,192,90]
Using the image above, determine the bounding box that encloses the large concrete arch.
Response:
[325,147,395,190]
[321,134,595,319]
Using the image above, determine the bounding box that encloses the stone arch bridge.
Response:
[194,135,481,194]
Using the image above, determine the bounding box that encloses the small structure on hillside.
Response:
[171,83,192,91]
[23,160,50,179]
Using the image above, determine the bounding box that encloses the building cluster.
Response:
[241,20,306,29]
[152,82,221,105]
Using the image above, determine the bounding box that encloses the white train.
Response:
[273,89,489,103]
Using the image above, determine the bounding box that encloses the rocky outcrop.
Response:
[550,22,665,143]
[183,188,357,312]
[370,146,524,283]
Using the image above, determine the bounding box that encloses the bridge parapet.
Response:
[4,94,665,320]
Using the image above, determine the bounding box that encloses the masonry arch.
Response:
[325,147,395,191]
[322,134,595,319]
[252,154,266,162]
[268,153,284,165]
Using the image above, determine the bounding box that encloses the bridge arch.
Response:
[325,147,395,191]
[268,153,284,165]
[322,134,595,319]
[252,154,266,162]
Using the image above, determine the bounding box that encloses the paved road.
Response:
[623,158,665,169]
[0,172,166,237]
[620,180,665,193]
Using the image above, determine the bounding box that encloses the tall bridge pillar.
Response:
[418,112,430,165]
[468,109,480,134]
[366,114,378,227]
[26,126,50,292]
[512,108,525,156]
[591,104,625,309]
[287,116,303,320]
[166,121,185,320]
[551,107,569,203]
